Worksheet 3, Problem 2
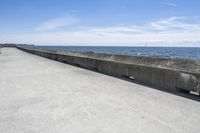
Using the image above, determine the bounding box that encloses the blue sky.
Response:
[0,0,200,46]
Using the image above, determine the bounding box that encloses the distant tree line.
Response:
[0,43,34,47]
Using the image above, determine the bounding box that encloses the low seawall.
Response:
[17,46,200,95]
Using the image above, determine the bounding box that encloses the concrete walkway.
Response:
[0,48,199,133]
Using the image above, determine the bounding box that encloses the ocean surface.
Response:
[35,46,200,61]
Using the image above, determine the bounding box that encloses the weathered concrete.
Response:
[18,46,200,94]
[0,47,200,133]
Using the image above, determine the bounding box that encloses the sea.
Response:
[34,46,200,61]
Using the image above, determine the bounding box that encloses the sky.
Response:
[0,0,200,46]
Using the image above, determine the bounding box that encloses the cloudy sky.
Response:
[0,0,200,46]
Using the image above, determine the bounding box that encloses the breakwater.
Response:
[17,46,200,95]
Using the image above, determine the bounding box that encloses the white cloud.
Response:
[162,2,177,7]
[1,16,200,46]
[35,16,79,31]
[148,17,200,32]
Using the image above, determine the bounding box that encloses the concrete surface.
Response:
[0,47,200,133]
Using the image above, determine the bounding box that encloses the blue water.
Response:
[35,46,200,60]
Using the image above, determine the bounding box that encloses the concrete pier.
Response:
[0,47,200,133]
[18,46,200,94]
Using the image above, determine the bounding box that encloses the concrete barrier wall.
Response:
[17,46,200,94]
